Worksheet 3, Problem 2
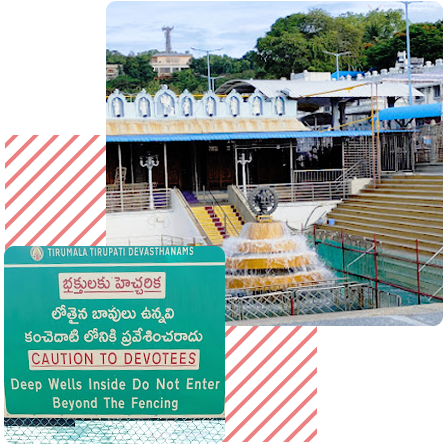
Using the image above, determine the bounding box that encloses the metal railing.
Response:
[160,234,206,246]
[173,188,212,246]
[243,181,349,203]
[312,227,443,302]
[418,246,444,299]
[335,159,367,182]
[106,234,207,246]
[202,189,240,237]
[225,281,398,321]
[414,122,443,164]
[106,184,171,212]
[293,168,344,183]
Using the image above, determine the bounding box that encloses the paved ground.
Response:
[227,303,443,326]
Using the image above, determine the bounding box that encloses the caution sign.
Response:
[4,246,225,418]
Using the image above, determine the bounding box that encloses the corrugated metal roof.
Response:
[284,81,422,99]
[377,103,442,121]
[216,79,423,99]
[106,129,415,143]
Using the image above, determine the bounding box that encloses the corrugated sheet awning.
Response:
[377,103,442,121]
[216,79,423,98]
[106,130,413,143]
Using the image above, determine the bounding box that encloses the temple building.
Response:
[149,26,192,77]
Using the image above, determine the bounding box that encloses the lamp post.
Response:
[237,152,253,196]
[140,154,159,210]
[191,47,223,91]
[323,50,352,81]
[391,0,423,106]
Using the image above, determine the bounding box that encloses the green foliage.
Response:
[408,21,443,64]
[106,10,442,94]
[255,7,413,76]
[123,53,156,83]
[365,20,443,70]
[106,49,127,64]
[166,69,207,94]
[106,75,144,92]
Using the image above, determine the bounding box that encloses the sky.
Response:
[106,0,443,58]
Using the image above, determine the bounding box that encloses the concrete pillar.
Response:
[163,143,168,189]
[339,102,347,129]
[331,98,341,130]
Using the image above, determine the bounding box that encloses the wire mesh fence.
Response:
[311,228,443,304]
[225,281,386,321]
[4,418,225,444]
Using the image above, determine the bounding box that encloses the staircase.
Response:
[191,205,245,245]
[319,173,443,299]
[320,173,443,258]
[182,191,199,204]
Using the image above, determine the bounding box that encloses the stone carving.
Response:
[160,93,175,116]
[230,97,239,116]
[113,98,123,117]
[248,186,278,216]
[182,97,192,116]
[139,97,150,117]
[252,96,262,116]
[206,97,216,116]
[275,97,285,115]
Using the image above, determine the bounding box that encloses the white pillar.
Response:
[164,143,168,189]
[234,144,239,186]
[148,166,155,210]
[241,155,247,195]
[118,144,124,212]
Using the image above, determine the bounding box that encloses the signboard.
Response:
[4,246,225,418]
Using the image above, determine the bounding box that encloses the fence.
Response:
[107,234,207,246]
[414,122,443,164]
[293,168,344,183]
[4,418,225,444]
[243,181,349,203]
[201,189,240,237]
[106,184,171,212]
[225,280,399,322]
[311,228,443,304]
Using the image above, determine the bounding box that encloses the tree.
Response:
[256,31,310,78]
[106,49,126,64]
[106,75,143,93]
[362,9,404,44]
[365,20,443,70]
[255,9,364,77]
[168,69,205,94]
[123,53,156,84]
[254,8,410,77]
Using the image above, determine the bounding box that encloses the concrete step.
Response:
[350,192,443,205]
[414,163,443,174]
[376,179,443,189]
[391,173,443,180]
[339,201,443,219]
[328,211,443,233]
[329,208,443,227]
[328,218,443,242]
[345,196,443,210]
[366,184,443,194]
[319,224,442,256]
[359,187,442,198]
